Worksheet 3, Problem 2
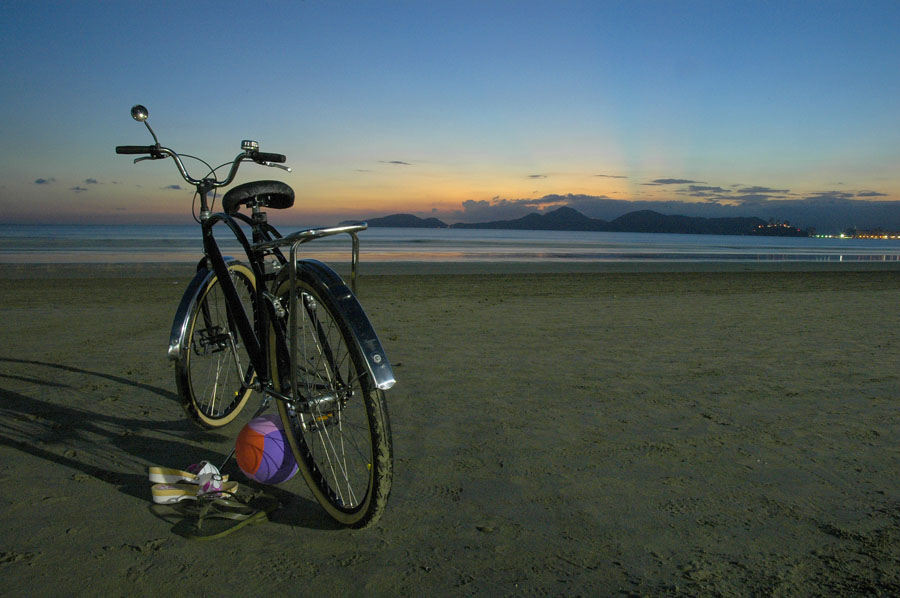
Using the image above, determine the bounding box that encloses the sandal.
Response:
[148,461,228,485]
[150,480,240,504]
[182,498,270,541]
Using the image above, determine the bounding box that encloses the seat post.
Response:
[250,203,268,242]
[251,203,266,224]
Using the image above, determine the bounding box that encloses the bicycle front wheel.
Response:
[272,272,392,528]
[176,263,256,428]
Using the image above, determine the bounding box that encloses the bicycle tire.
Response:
[175,263,256,428]
[271,269,393,528]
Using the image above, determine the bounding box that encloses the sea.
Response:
[2,224,900,265]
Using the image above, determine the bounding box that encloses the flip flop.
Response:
[148,461,228,484]
[150,489,280,540]
[150,480,240,504]
[181,498,270,541]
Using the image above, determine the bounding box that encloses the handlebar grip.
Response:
[116,145,157,154]
[255,151,286,163]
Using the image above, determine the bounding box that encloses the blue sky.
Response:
[2,1,899,231]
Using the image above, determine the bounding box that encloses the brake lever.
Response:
[264,162,293,172]
[133,155,166,164]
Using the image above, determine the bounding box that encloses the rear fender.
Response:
[295,259,395,391]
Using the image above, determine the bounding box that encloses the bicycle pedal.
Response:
[305,411,337,431]
[314,412,335,424]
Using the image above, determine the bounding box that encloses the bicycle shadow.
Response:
[0,356,340,531]
[0,356,181,403]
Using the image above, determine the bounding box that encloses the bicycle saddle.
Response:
[223,180,295,214]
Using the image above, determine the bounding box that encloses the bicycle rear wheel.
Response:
[272,272,392,528]
[176,263,256,428]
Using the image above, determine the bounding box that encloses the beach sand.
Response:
[1,264,898,596]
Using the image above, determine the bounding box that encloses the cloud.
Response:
[34,177,56,185]
[801,191,857,203]
[70,186,88,193]
[457,199,520,222]
[456,197,561,222]
[379,160,412,166]
[163,184,183,190]
[452,194,639,223]
[857,190,887,197]
[559,194,621,214]
[667,183,796,205]
[539,193,611,207]
[528,174,547,179]
[686,185,730,194]
[643,178,701,186]
[454,194,614,222]
[736,186,790,195]
[726,188,795,205]
[678,185,733,200]
[594,174,627,179]
[84,178,99,185]
[729,194,774,206]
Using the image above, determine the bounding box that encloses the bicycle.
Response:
[116,105,395,528]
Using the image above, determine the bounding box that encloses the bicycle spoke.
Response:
[273,271,391,527]
[179,264,255,427]
[286,288,373,508]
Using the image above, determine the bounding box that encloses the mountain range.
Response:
[352,206,797,236]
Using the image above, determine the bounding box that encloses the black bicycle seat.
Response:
[222,180,295,214]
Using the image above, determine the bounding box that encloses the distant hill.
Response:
[344,213,448,228]
[453,206,771,235]
[354,207,799,236]
[606,210,768,235]
[451,206,606,231]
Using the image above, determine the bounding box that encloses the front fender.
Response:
[167,257,242,361]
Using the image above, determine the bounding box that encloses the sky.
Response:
[2,0,899,232]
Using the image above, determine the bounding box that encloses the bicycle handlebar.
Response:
[255,151,286,163]
[115,105,290,190]
[115,143,289,189]
[116,145,159,155]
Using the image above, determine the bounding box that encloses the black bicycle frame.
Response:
[199,190,277,394]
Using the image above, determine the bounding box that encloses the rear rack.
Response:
[252,223,370,406]
[252,223,366,294]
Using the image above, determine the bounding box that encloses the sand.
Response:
[1,263,898,596]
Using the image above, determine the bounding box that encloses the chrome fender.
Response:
[294,259,396,391]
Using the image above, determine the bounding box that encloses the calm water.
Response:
[2,224,900,264]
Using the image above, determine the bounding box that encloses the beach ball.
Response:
[235,414,298,484]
